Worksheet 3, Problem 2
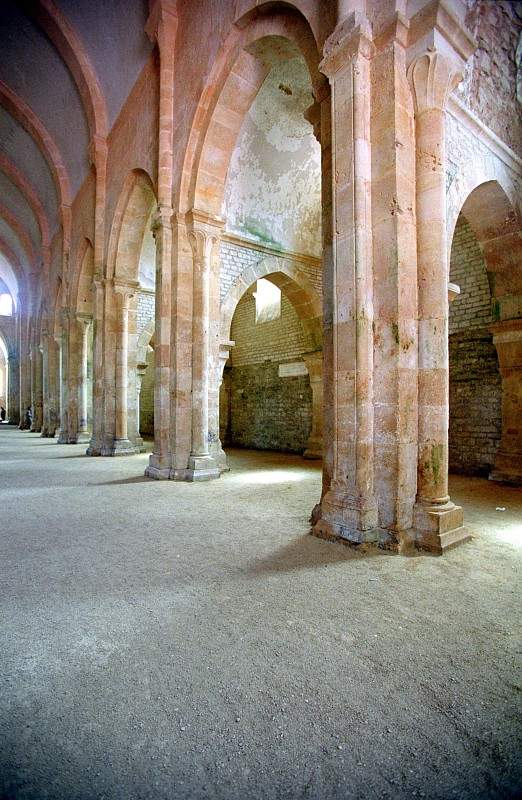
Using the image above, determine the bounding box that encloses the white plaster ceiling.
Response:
[54,0,153,127]
[0,0,153,304]
[0,171,41,253]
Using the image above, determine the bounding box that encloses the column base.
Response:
[489,451,522,486]
[145,452,171,480]
[303,441,322,460]
[57,430,69,444]
[186,454,220,482]
[311,488,388,546]
[109,438,136,456]
[135,436,146,453]
[77,431,92,444]
[410,501,471,554]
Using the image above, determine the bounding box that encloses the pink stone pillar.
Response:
[111,283,137,455]
[313,19,378,543]
[144,1,177,479]
[41,332,58,437]
[30,343,43,432]
[408,49,470,551]
[7,353,19,425]
[57,313,69,444]
[489,320,522,485]
[145,206,173,478]
[186,214,221,481]
[87,279,105,456]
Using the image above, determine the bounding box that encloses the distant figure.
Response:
[0,406,5,422]
[25,406,32,428]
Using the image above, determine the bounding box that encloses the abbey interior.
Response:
[0,1,521,798]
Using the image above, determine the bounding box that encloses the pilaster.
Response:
[407,2,475,552]
[184,210,223,481]
[109,280,138,456]
[313,14,379,544]
[489,320,522,486]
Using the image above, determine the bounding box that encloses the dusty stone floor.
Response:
[1,426,521,800]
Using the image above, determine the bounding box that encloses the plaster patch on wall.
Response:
[224,56,321,258]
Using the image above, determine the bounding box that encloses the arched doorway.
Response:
[448,180,522,486]
[220,259,322,470]
[176,15,326,483]
[106,170,157,455]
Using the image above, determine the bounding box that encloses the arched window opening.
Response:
[0,293,13,317]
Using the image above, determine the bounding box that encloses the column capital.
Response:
[406,0,476,113]
[407,47,464,114]
[113,279,139,301]
[187,209,224,267]
[320,12,374,79]
[151,203,174,234]
[76,312,93,329]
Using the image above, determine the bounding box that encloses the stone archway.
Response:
[449,179,522,485]
[217,257,323,466]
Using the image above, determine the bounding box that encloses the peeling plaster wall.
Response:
[224,55,321,258]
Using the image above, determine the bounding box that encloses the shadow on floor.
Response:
[91,475,154,486]
[244,533,390,576]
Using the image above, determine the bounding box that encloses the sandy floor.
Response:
[1,427,521,800]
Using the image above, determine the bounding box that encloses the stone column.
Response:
[489,320,522,485]
[145,206,172,477]
[53,334,62,441]
[303,350,323,459]
[41,333,58,437]
[87,278,105,455]
[144,1,177,479]
[30,343,43,432]
[110,282,138,455]
[7,352,19,425]
[408,48,471,551]
[135,362,148,453]
[212,341,234,472]
[313,17,378,543]
[76,314,92,443]
[57,316,69,444]
[186,213,221,481]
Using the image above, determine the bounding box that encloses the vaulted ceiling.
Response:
[0,0,153,302]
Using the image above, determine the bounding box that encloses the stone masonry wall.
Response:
[219,240,322,303]
[449,215,502,475]
[137,290,155,334]
[449,215,494,333]
[456,0,522,156]
[221,289,312,452]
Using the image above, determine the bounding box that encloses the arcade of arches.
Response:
[0,0,521,796]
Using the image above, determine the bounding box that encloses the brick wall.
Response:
[219,239,322,302]
[449,214,501,475]
[449,215,493,334]
[137,290,155,334]
[221,288,312,452]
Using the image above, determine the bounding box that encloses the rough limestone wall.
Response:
[140,346,154,437]
[456,0,521,156]
[223,290,312,453]
[449,215,501,476]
